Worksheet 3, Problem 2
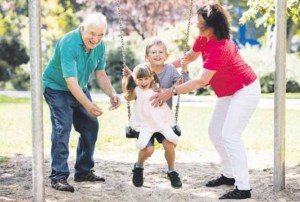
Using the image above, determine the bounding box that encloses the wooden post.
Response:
[274,0,286,191]
[29,0,45,201]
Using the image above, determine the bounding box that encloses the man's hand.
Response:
[85,102,103,117]
[109,94,121,110]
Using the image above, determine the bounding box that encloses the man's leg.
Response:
[44,88,75,192]
[73,90,99,178]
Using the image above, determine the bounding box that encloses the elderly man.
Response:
[43,12,121,192]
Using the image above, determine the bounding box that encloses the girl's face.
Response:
[135,76,153,90]
[145,44,168,67]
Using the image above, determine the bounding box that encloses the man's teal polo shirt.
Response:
[42,27,106,92]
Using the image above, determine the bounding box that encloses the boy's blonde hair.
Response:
[145,39,168,56]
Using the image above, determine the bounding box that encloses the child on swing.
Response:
[122,39,189,188]
[122,64,179,149]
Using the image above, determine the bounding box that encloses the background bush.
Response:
[11,66,30,91]
[89,45,140,94]
[240,46,300,94]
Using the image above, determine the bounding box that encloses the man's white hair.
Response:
[81,12,107,30]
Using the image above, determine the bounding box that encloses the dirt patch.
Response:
[0,150,299,202]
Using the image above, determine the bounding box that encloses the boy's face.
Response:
[145,44,168,67]
[135,76,153,90]
[81,23,105,52]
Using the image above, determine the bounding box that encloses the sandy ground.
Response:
[0,149,300,202]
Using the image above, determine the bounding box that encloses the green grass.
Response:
[0,156,9,164]
[0,95,30,103]
[0,95,299,165]
[261,93,300,99]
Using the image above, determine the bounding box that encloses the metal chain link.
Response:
[175,0,193,125]
[116,0,131,120]
[117,0,126,66]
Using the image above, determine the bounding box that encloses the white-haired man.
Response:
[43,12,121,192]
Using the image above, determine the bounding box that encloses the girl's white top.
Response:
[130,86,175,131]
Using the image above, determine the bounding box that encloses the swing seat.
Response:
[125,125,181,138]
[172,125,181,136]
[125,126,140,138]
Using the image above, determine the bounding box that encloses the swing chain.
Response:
[116,0,126,66]
[175,0,193,125]
[116,0,131,120]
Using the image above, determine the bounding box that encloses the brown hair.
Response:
[124,64,160,100]
[197,3,230,40]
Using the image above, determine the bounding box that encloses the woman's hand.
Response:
[150,88,173,107]
[176,77,184,85]
[181,55,189,72]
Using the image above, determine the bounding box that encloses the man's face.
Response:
[81,23,105,52]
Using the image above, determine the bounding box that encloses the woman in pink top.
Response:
[150,3,261,200]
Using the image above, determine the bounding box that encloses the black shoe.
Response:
[219,187,251,199]
[167,171,182,188]
[132,164,144,187]
[51,178,75,192]
[206,174,235,187]
[74,170,105,182]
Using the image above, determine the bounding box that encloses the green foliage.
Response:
[0,38,30,87]
[0,38,29,69]
[40,0,83,65]
[194,87,213,96]
[259,72,300,93]
[241,0,300,26]
[286,79,300,92]
[0,1,28,38]
[11,67,30,91]
[239,46,300,77]
[0,156,9,164]
[0,60,10,82]
[260,72,275,93]
[0,2,30,88]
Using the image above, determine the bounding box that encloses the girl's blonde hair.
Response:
[124,64,160,100]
